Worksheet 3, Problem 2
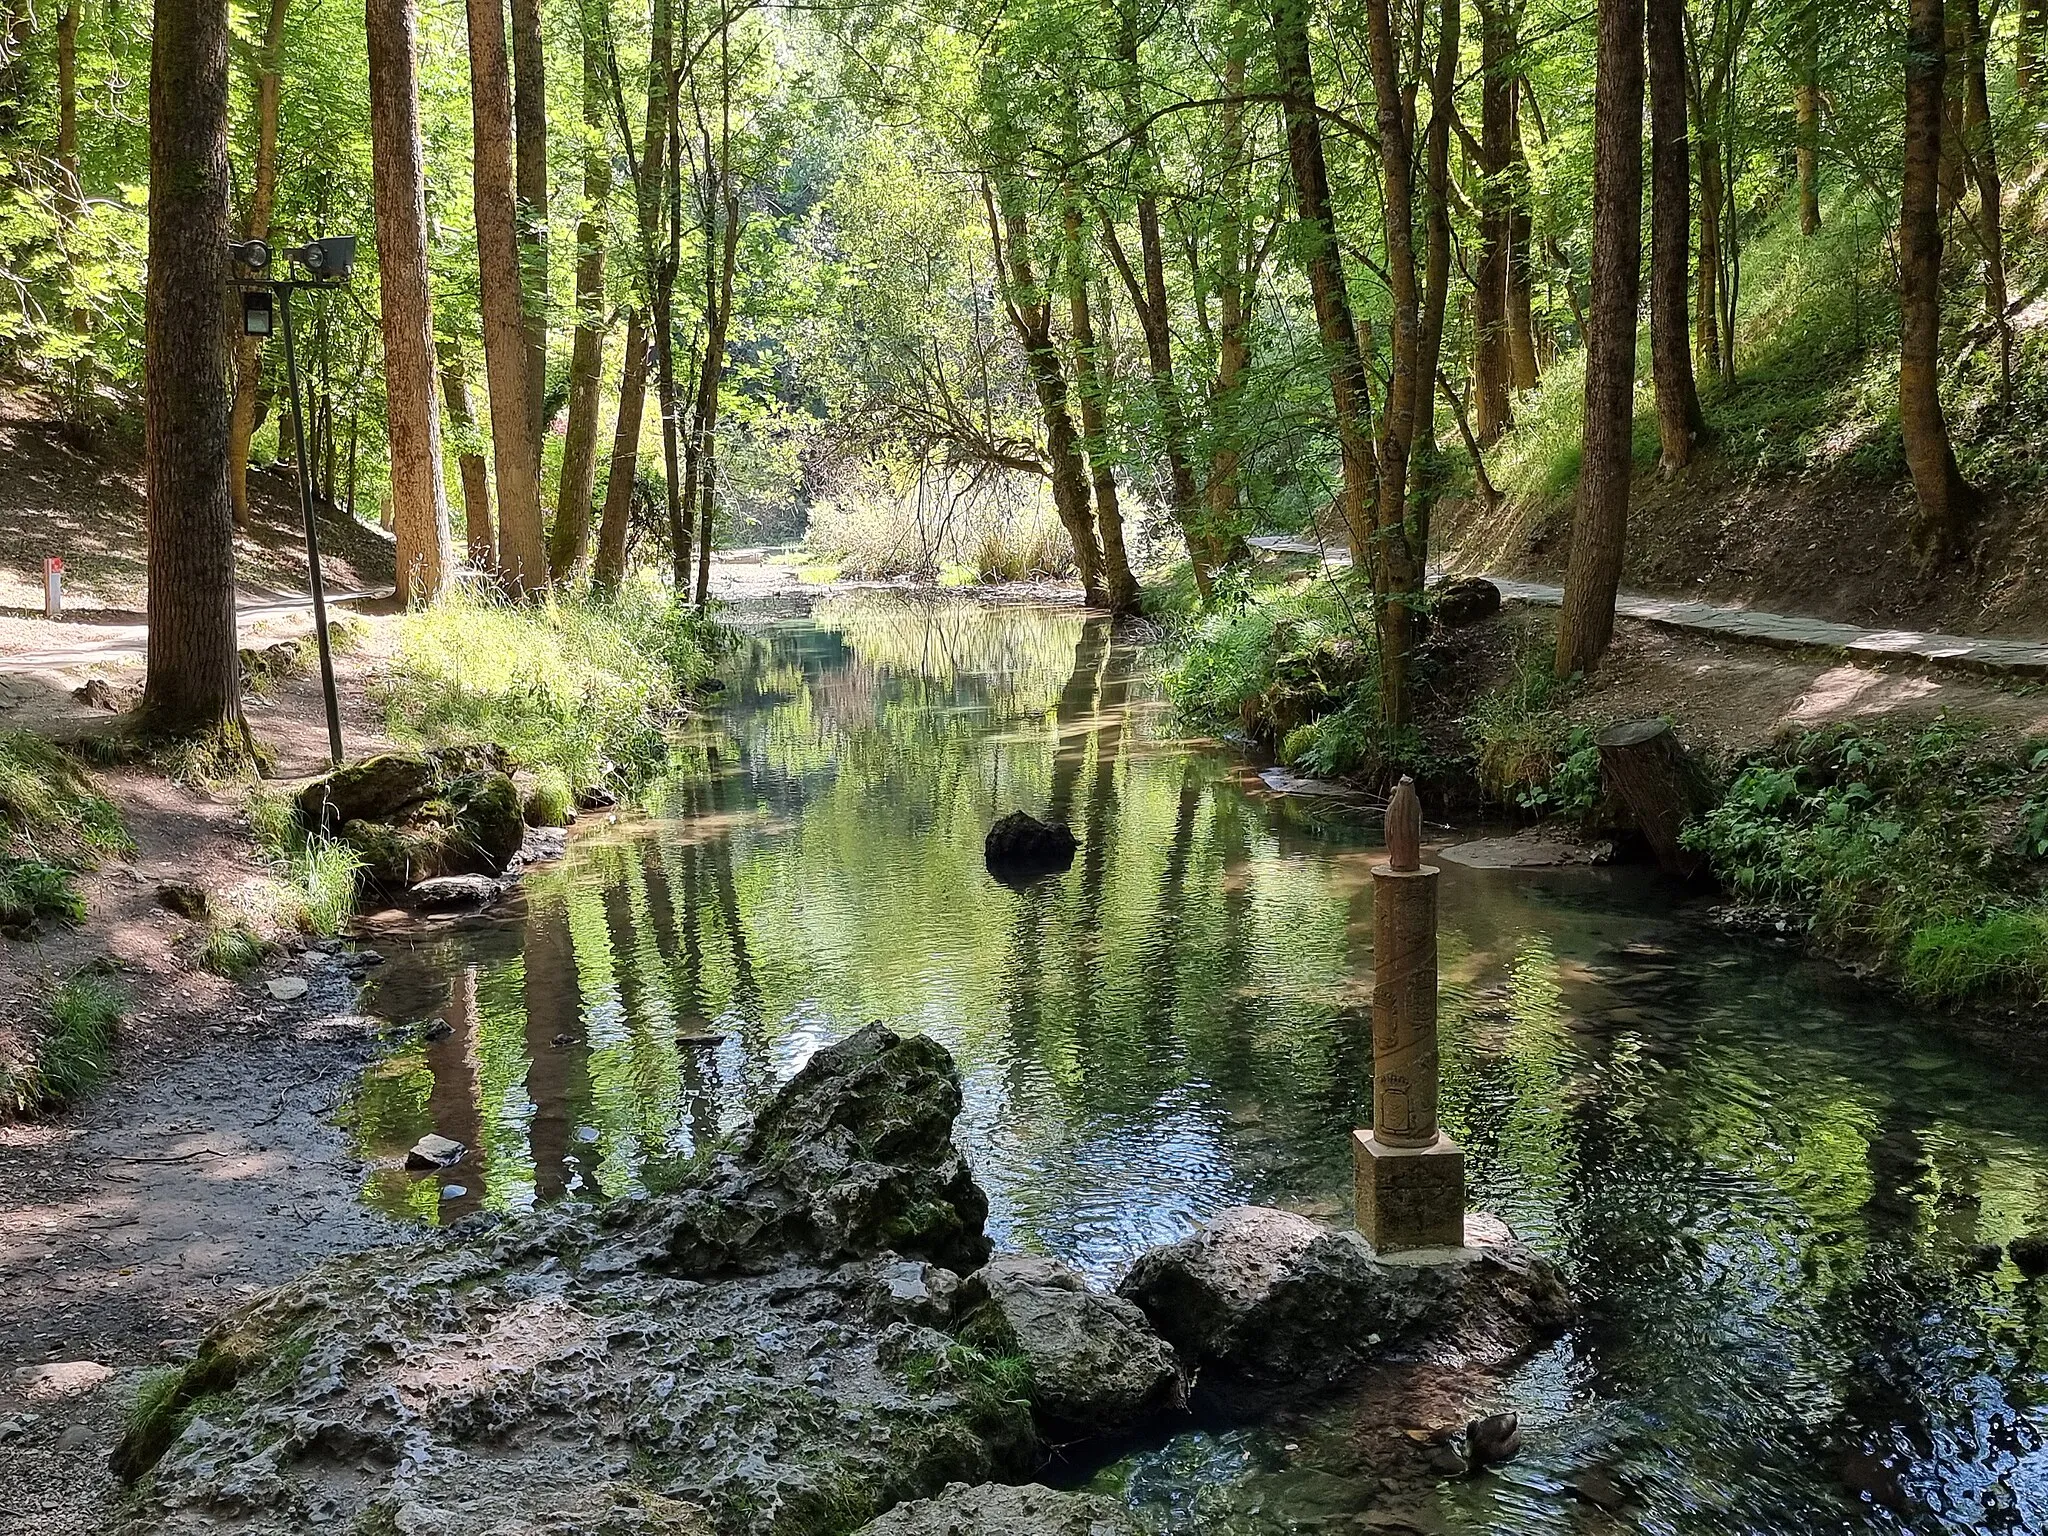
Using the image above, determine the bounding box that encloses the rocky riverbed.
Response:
[112,1024,1567,1536]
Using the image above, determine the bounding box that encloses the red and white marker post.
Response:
[42,557,63,621]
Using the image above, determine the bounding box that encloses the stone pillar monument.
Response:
[1354,776,1466,1252]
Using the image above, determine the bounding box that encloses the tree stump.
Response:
[1595,718,1711,878]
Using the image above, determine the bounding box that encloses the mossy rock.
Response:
[334,771,524,896]
[297,753,438,832]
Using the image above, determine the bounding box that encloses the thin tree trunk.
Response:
[2021,0,2042,96]
[139,0,246,743]
[466,0,547,594]
[1694,124,1723,381]
[1648,0,1705,471]
[1439,370,1502,509]
[1361,0,1429,725]
[1795,4,1822,234]
[1413,0,1458,553]
[1273,0,1377,599]
[1556,0,1644,677]
[1473,0,1513,443]
[983,182,1107,607]
[1205,36,1255,560]
[56,1,81,217]
[437,336,495,571]
[1901,0,1980,558]
[368,0,451,603]
[593,311,647,594]
[1506,78,1541,390]
[551,15,613,579]
[1958,0,2011,403]
[227,0,287,530]
[693,103,740,612]
[1062,189,1140,615]
[510,0,549,454]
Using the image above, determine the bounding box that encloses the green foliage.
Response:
[200,920,271,979]
[522,766,576,829]
[1158,575,1367,730]
[246,789,364,936]
[0,856,87,931]
[1683,724,2048,1005]
[4,968,124,1114]
[379,583,729,799]
[1462,636,1600,816]
[0,729,130,863]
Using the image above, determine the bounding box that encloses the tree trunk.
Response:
[510,0,548,454]
[227,0,287,531]
[437,337,495,571]
[985,184,1107,607]
[139,0,246,743]
[1473,0,1513,444]
[466,0,548,594]
[1901,0,1981,560]
[367,0,451,604]
[1958,0,2010,403]
[1647,0,1705,472]
[692,144,740,612]
[551,17,612,580]
[1062,194,1139,615]
[1795,4,1822,234]
[1205,36,1255,565]
[593,311,647,594]
[2021,0,2042,96]
[1596,719,1711,877]
[1506,79,1541,390]
[1555,0,1644,678]
[1361,0,1429,726]
[1274,0,1377,590]
[1412,0,1458,553]
[1693,127,1723,382]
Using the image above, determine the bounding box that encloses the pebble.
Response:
[0,1416,33,1442]
[55,1424,93,1452]
[405,1133,466,1170]
[421,1017,454,1042]
[266,975,310,1001]
[1568,1466,1628,1512]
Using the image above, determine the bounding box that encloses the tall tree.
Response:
[367,0,452,602]
[437,337,496,571]
[2021,0,2043,95]
[1473,0,1514,443]
[1505,77,1541,390]
[592,313,648,593]
[1956,0,2010,402]
[1555,0,1644,677]
[552,15,614,579]
[1061,185,1140,614]
[139,0,245,742]
[510,0,549,453]
[1795,2,1822,234]
[1899,0,1979,559]
[1647,0,1704,471]
[226,0,288,530]
[467,0,548,593]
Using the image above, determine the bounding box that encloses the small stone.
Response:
[266,975,310,1001]
[440,1185,467,1199]
[345,949,386,969]
[407,874,501,910]
[1466,1409,1521,1467]
[2010,1233,2048,1278]
[55,1423,93,1452]
[421,1017,454,1042]
[1427,1445,1469,1477]
[72,678,120,711]
[0,1417,29,1442]
[156,881,209,920]
[405,1133,466,1170]
[576,785,618,811]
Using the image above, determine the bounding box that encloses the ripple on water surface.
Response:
[348,593,2048,1535]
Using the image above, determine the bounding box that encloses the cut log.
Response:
[1595,718,1712,878]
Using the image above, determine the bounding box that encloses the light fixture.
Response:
[241,289,274,337]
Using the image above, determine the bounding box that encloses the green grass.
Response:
[247,789,363,936]
[4,969,125,1114]
[200,919,270,978]
[379,581,728,798]
[0,731,129,934]
[0,857,88,931]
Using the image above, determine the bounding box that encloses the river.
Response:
[350,592,2048,1535]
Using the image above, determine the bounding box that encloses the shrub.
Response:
[1462,635,1601,816]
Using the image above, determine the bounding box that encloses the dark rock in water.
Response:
[855,1482,1139,1536]
[155,881,209,920]
[405,1132,465,1169]
[408,873,502,910]
[1118,1205,1569,1412]
[577,784,619,811]
[1465,1409,1521,1467]
[1567,1465,1629,1513]
[1961,1242,2005,1275]
[2010,1233,2048,1278]
[661,1023,993,1278]
[1430,575,1502,628]
[299,748,524,898]
[984,812,1078,883]
[956,1256,1185,1439]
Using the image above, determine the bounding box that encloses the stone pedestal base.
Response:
[1353,1129,1465,1254]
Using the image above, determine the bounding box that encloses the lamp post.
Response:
[231,236,356,768]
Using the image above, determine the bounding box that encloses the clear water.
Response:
[350,592,2048,1535]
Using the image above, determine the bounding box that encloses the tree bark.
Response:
[1596,719,1711,877]
[2021,0,2043,96]
[1795,4,1822,234]
[1505,77,1541,390]
[551,16,613,580]
[367,0,452,603]
[1204,35,1255,567]
[984,182,1107,607]
[1413,0,1458,553]
[1957,0,2010,402]
[466,0,548,594]
[510,0,549,454]
[1273,0,1376,587]
[593,311,647,594]
[139,0,246,743]
[1901,0,1980,560]
[227,0,287,530]
[1555,0,1643,678]
[1647,0,1704,471]
[1062,191,1140,614]
[1473,0,1513,444]
[1693,125,1723,382]
[437,337,495,571]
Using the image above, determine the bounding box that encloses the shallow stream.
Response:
[352,593,2048,1535]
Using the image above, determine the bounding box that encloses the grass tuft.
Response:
[4,968,125,1114]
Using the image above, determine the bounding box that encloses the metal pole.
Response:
[280,281,345,768]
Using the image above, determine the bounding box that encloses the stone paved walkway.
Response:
[1244,536,2048,680]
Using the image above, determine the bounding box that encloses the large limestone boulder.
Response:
[955,1257,1184,1439]
[297,747,525,898]
[855,1482,1140,1536]
[111,1025,1025,1536]
[1118,1206,1569,1412]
